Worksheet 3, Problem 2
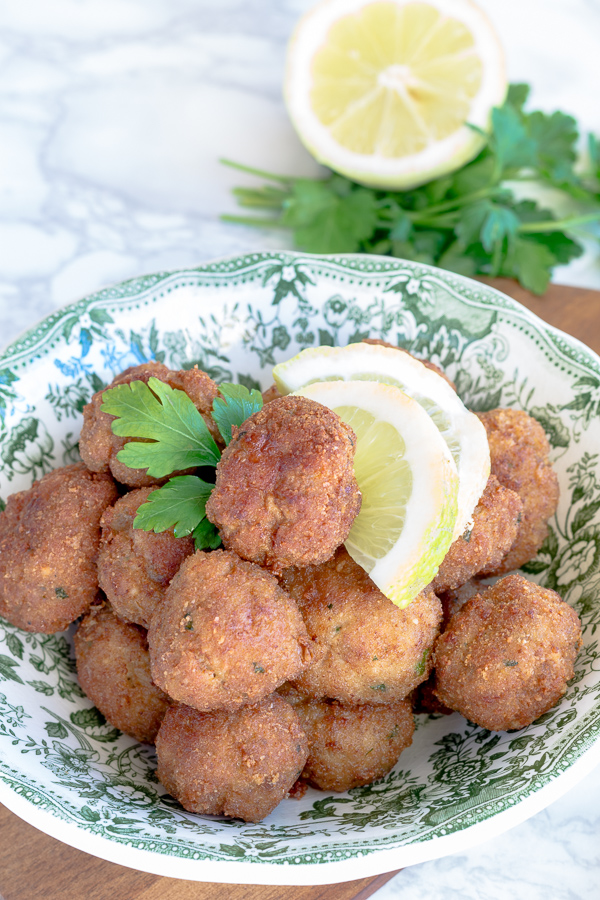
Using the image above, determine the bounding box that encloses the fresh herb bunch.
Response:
[222,84,600,295]
[101,378,263,549]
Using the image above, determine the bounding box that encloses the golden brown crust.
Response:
[74,602,170,743]
[281,547,443,704]
[205,396,361,573]
[0,463,118,633]
[148,550,314,711]
[477,409,560,573]
[79,363,220,487]
[155,698,308,822]
[433,574,582,731]
[432,476,523,593]
[261,383,282,405]
[98,488,195,629]
[294,697,414,791]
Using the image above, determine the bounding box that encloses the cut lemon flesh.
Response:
[274,342,490,540]
[284,0,506,188]
[293,380,459,607]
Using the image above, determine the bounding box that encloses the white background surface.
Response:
[0,0,599,895]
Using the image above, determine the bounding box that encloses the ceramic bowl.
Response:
[1,252,599,884]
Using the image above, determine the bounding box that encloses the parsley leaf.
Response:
[283,176,380,253]
[101,379,270,547]
[192,517,222,550]
[527,110,579,184]
[212,382,263,445]
[480,205,521,253]
[488,104,537,172]
[133,475,213,537]
[222,83,600,295]
[101,377,220,477]
[133,475,222,550]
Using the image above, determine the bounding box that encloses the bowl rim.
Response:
[1,250,599,884]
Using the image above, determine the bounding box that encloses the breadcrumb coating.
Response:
[74,602,170,743]
[155,697,308,822]
[477,408,559,573]
[148,550,314,711]
[433,475,523,593]
[293,697,414,791]
[206,396,361,573]
[433,574,582,731]
[0,463,117,633]
[98,487,194,629]
[281,547,442,704]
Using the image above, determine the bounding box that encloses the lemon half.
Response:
[274,342,490,541]
[284,0,506,189]
[294,380,459,607]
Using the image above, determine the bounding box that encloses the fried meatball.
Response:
[205,395,361,573]
[433,574,582,731]
[0,463,118,633]
[294,697,414,792]
[361,339,456,390]
[477,409,559,573]
[261,383,282,405]
[79,362,220,487]
[155,697,308,822]
[432,476,523,593]
[148,550,314,711]
[98,488,195,629]
[74,602,169,743]
[281,547,442,704]
[412,581,482,716]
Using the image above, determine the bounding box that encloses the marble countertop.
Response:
[1,1,599,895]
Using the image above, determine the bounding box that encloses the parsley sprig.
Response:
[101,377,221,477]
[222,84,600,295]
[101,380,263,549]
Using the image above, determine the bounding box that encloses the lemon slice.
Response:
[293,380,459,607]
[274,342,489,541]
[284,0,506,189]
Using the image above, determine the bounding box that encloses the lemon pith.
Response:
[293,380,459,608]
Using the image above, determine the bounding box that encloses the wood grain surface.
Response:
[1,278,599,900]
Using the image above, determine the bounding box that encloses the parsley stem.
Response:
[410,186,493,219]
[406,216,457,229]
[231,186,289,209]
[220,157,294,184]
[518,212,600,232]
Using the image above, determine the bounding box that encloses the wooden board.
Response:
[1,278,599,900]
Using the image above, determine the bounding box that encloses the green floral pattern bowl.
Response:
[1,252,599,885]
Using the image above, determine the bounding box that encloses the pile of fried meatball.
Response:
[0,354,582,823]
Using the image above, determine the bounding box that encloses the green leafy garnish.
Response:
[222,83,600,295]
[101,377,220,477]
[212,382,263,445]
[191,516,222,550]
[133,475,214,538]
[415,648,430,677]
[103,380,263,549]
